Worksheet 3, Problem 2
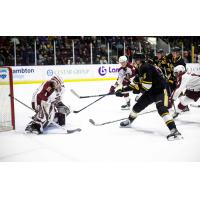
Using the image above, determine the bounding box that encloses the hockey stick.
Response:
[10,94,81,134]
[9,94,34,111]
[50,121,82,134]
[89,117,127,126]
[70,89,112,99]
[73,95,105,113]
[190,104,200,108]
[89,109,157,126]
[70,89,81,98]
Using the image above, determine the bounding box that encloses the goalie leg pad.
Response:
[55,112,65,126]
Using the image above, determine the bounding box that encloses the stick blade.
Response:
[67,128,82,134]
[190,104,200,108]
[73,110,79,113]
[70,89,80,98]
[89,119,96,125]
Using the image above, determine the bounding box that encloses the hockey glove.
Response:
[115,89,124,97]
[109,85,116,94]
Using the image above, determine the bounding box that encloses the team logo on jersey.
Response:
[47,69,54,76]
[98,66,107,76]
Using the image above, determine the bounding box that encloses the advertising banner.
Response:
[11,64,119,84]
[10,63,200,84]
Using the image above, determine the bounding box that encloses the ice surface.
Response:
[0,81,200,161]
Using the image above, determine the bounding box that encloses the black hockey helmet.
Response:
[171,46,181,52]
[156,49,164,53]
[133,53,145,61]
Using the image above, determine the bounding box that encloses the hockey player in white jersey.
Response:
[109,55,137,110]
[25,75,71,134]
[171,65,200,118]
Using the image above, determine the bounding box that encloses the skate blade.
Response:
[167,135,184,141]
[24,130,32,134]
[31,130,41,135]
[119,123,132,128]
[119,125,132,128]
[121,107,130,110]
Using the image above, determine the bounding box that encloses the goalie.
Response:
[25,75,71,134]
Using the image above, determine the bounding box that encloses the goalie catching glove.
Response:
[56,101,71,116]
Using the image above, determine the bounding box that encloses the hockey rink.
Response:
[0,81,200,161]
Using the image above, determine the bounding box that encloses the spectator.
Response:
[100,56,108,64]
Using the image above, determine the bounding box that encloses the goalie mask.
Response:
[51,75,65,91]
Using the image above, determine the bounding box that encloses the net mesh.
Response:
[0,67,13,131]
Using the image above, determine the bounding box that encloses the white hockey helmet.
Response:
[51,75,64,87]
[119,55,128,63]
[174,65,186,75]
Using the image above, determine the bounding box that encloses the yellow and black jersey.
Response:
[157,55,173,77]
[167,54,186,69]
[171,55,186,68]
[136,63,167,94]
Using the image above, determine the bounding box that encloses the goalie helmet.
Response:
[51,75,64,87]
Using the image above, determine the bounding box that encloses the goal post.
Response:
[0,66,15,131]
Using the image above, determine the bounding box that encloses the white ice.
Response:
[0,81,200,161]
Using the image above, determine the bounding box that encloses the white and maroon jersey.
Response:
[32,80,65,108]
[115,63,136,86]
[172,72,200,101]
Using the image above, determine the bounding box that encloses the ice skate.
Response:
[120,119,132,127]
[25,122,42,135]
[24,125,33,134]
[167,128,183,141]
[121,100,131,110]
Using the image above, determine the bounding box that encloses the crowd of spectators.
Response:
[0,36,153,66]
[1,36,200,66]
[160,36,200,63]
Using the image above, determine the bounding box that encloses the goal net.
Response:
[0,66,15,131]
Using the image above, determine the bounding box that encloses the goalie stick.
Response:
[10,94,81,134]
[50,121,82,134]
[89,109,157,126]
